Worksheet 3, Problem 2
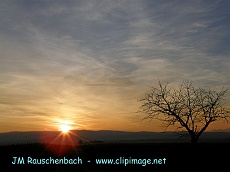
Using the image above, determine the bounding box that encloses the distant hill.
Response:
[0,130,229,145]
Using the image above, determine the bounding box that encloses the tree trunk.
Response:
[191,133,198,144]
[191,137,198,144]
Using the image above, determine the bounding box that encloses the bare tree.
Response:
[139,80,229,144]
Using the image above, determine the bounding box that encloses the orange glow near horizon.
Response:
[0,113,229,133]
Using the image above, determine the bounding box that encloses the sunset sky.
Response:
[0,0,230,133]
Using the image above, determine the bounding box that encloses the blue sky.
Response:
[0,0,230,132]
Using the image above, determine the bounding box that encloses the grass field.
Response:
[0,142,229,172]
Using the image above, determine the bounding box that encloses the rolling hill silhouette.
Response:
[0,130,229,145]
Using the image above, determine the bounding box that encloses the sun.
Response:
[55,119,73,134]
[60,124,71,133]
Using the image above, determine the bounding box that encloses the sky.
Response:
[0,0,230,133]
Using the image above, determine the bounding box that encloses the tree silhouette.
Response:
[139,80,229,144]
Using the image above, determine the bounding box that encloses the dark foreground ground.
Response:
[0,142,229,172]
